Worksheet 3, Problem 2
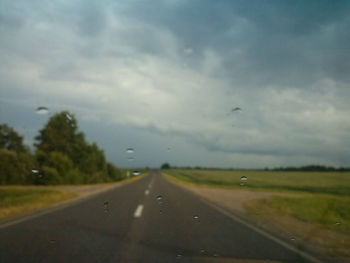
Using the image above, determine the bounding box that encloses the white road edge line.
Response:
[145,189,150,195]
[134,204,144,218]
[198,196,323,263]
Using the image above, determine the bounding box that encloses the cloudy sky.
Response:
[1,0,350,168]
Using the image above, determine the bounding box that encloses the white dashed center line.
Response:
[145,189,150,195]
[134,205,144,218]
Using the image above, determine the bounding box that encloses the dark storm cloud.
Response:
[121,0,350,86]
[1,0,350,167]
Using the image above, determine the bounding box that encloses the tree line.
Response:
[0,111,125,185]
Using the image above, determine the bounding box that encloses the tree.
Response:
[34,111,80,161]
[161,163,170,169]
[0,124,27,152]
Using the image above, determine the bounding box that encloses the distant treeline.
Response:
[165,165,350,171]
[0,111,126,185]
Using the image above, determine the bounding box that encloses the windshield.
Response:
[0,1,349,262]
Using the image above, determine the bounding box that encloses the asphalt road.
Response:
[0,171,318,263]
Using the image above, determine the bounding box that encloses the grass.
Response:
[246,195,350,234]
[0,187,77,221]
[165,169,350,196]
[165,169,350,236]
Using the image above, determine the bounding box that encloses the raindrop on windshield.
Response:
[176,254,182,259]
[104,201,109,213]
[31,169,39,174]
[132,171,140,176]
[156,195,162,201]
[66,113,72,121]
[240,176,247,181]
[193,215,199,220]
[335,222,341,225]
[126,148,134,153]
[184,47,193,55]
[36,106,49,115]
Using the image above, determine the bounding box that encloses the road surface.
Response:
[0,171,319,262]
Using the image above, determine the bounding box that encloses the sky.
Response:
[1,0,350,168]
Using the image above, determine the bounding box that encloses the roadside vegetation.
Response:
[1,111,127,185]
[165,169,350,195]
[0,186,76,220]
[165,168,350,254]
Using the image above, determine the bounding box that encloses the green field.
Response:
[166,169,350,235]
[166,169,350,196]
[0,187,77,220]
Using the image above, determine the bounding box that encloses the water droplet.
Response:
[31,169,39,174]
[126,148,134,153]
[184,47,193,55]
[200,249,206,254]
[240,176,247,181]
[66,113,72,121]
[156,195,162,201]
[193,215,199,220]
[36,106,49,115]
[132,171,140,176]
[335,222,341,225]
[213,253,219,257]
[240,183,245,186]
[176,254,182,259]
[290,237,295,241]
[104,201,109,213]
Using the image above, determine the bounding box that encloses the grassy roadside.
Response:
[0,187,77,221]
[0,172,147,222]
[165,169,350,195]
[164,169,350,258]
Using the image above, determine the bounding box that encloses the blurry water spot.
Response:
[239,183,245,186]
[167,147,171,151]
[240,176,247,181]
[132,171,140,176]
[66,113,72,121]
[335,222,341,225]
[31,169,39,174]
[127,157,135,161]
[213,253,219,257]
[156,195,162,201]
[104,201,109,213]
[231,107,241,112]
[200,249,206,254]
[176,254,182,259]
[290,237,295,241]
[36,106,49,115]
[193,215,199,220]
[184,47,193,55]
[126,148,134,153]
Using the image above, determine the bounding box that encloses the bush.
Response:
[65,169,84,184]
[33,166,61,185]
[0,149,35,185]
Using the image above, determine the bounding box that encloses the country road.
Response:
[0,171,320,263]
